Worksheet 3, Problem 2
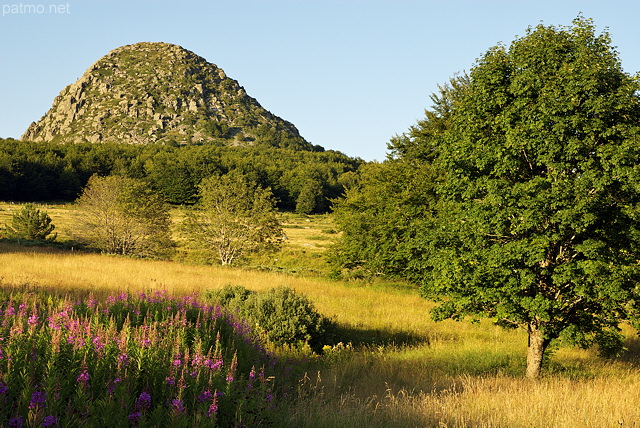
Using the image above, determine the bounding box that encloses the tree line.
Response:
[3,172,284,266]
[0,139,362,213]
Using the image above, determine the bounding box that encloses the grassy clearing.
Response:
[2,203,640,426]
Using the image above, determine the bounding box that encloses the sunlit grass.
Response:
[2,205,640,426]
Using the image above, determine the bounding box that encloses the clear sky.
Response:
[1,1,639,161]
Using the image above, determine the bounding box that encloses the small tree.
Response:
[183,171,282,265]
[74,175,173,257]
[3,204,56,241]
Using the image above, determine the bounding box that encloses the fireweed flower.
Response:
[128,412,142,423]
[165,376,176,386]
[197,390,213,402]
[8,417,23,427]
[204,358,223,370]
[136,391,151,410]
[29,390,47,409]
[208,394,219,417]
[27,314,39,327]
[77,370,90,387]
[117,353,129,366]
[171,399,185,414]
[42,415,58,427]
[107,377,123,395]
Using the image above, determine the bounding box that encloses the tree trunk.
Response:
[526,323,550,378]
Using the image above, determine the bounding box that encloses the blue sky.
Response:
[1,1,639,161]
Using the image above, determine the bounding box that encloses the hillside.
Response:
[21,42,314,150]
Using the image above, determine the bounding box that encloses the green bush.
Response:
[3,204,56,241]
[206,285,334,351]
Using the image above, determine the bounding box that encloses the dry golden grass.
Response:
[2,206,640,427]
[0,202,77,240]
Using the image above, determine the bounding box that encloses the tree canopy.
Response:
[332,17,640,377]
[74,175,173,257]
[182,171,282,265]
[0,138,361,212]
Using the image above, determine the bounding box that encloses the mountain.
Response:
[22,42,315,150]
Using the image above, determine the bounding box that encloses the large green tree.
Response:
[429,18,640,377]
[333,17,640,377]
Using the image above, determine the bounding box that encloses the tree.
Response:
[3,204,57,241]
[295,178,324,215]
[330,160,437,279]
[332,17,640,377]
[425,17,640,377]
[74,175,173,257]
[183,171,282,265]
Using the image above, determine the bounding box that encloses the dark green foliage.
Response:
[295,179,324,215]
[331,17,640,377]
[3,204,56,241]
[0,139,361,212]
[330,160,438,280]
[206,285,334,351]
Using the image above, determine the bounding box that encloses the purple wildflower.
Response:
[128,412,142,423]
[8,417,23,427]
[204,358,223,370]
[165,376,175,386]
[136,391,151,410]
[172,358,182,367]
[29,390,46,409]
[92,336,104,354]
[107,377,122,395]
[171,399,185,414]
[265,394,273,403]
[28,314,39,327]
[197,390,213,402]
[77,370,90,387]
[42,415,58,427]
[117,353,129,366]
[0,381,8,396]
[208,395,218,417]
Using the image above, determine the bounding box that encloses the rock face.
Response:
[22,42,311,149]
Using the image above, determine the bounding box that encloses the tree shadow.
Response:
[330,322,430,348]
[617,334,640,364]
[0,238,88,253]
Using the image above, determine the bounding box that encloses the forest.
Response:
[0,138,362,213]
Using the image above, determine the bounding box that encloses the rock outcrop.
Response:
[22,42,312,149]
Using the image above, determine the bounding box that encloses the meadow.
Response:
[2,203,640,426]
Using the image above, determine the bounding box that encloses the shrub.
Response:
[206,285,334,351]
[2,204,56,241]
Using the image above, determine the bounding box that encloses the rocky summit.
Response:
[22,42,313,149]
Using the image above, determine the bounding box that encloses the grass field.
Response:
[2,202,640,426]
